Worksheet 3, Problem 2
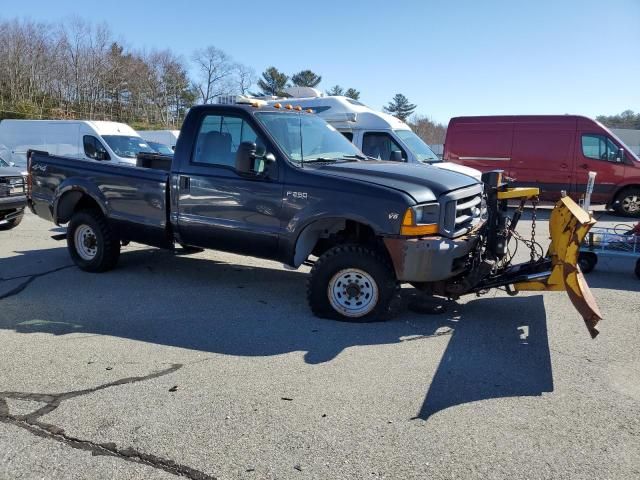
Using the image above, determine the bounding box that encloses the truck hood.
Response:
[313,161,479,203]
[0,166,25,177]
[435,161,482,180]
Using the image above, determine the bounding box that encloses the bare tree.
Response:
[191,46,233,104]
[0,17,244,128]
[233,63,256,95]
[409,115,447,145]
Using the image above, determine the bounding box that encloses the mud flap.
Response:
[514,196,603,338]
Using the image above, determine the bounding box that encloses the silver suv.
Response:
[0,157,26,230]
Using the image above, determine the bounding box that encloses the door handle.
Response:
[580,163,589,169]
[560,163,568,169]
[179,175,190,190]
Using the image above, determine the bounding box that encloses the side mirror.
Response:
[235,142,275,175]
[615,147,625,163]
[9,161,15,167]
[390,150,404,162]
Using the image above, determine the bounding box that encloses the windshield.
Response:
[102,135,155,159]
[607,129,640,163]
[0,157,8,167]
[148,141,174,155]
[394,130,441,163]
[255,112,363,163]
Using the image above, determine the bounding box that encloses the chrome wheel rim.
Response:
[74,225,98,260]
[328,268,378,317]
[622,195,639,213]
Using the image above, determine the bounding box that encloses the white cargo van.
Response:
[266,89,481,180]
[136,130,180,151]
[0,120,155,167]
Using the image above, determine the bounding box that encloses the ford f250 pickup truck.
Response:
[27,100,602,336]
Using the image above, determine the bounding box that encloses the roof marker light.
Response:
[274,103,281,108]
[294,106,302,111]
[285,104,293,110]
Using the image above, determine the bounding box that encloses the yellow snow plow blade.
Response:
[514,196,603,338]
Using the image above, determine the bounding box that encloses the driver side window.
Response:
[192,114,263,168]
[83,135,109,161]
[581,134,620,162]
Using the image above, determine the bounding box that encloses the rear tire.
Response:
[307,245,396,322]
[0,211,24,231]
[613,187,640,217]
[635,259,640,280]
[578,252,597,274]
[67,209,120,272]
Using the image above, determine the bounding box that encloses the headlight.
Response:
[400,202,440,236]
[413,203,439,224]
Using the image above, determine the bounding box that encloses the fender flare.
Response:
[290,214,382,268]
[53,179,108,224]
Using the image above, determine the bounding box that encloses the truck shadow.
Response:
[0,245,553,419]
[412,295,553,420]
[583,270,640,293]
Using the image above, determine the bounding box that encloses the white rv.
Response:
[136,130,180,151]
[0,120,155,167]
[267,88,481,180]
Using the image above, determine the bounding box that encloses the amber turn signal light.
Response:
[400,208,438,236]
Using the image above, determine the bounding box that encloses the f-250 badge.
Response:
[287,191,308,199]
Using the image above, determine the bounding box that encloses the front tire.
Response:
[613,187,640,217]
[307,245,396,322]
[67,209,120,272]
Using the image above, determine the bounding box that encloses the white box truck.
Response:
[266,88,481,180]
[0,120,156,167]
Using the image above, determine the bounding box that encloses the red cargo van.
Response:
[445,115,640,216]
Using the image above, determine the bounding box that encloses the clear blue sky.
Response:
[3,0,639,123]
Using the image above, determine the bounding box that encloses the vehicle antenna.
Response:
[299,114,304,168]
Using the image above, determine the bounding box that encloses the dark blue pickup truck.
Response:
[28,101,489,321]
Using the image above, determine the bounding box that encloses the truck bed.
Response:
[29,152,172,247]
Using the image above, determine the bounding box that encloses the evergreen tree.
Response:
[325,85,344,96]
[291,69,322,88]
[383,93,417,121]
[257,67,289,96]
[344,88,360,100]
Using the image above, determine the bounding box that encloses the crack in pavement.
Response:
[0,265,75,301]
[0,364,217,480]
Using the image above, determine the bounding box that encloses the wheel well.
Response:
[293,218,385,267]
[612,184,640,204]
[56,191,102,224]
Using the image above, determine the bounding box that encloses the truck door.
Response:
[176,112,283,258]
[510,119,575,201]
[573,127,626,203]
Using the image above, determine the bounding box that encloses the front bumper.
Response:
[0,194,27,213]
[383,232,479,282]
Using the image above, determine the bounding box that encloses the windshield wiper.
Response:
[342,154,366,160]
[303,157,342,163]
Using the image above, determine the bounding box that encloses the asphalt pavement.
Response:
[0,210,639,480]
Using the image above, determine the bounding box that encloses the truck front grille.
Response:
[0,176,26,198]
[440,184,485,237]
